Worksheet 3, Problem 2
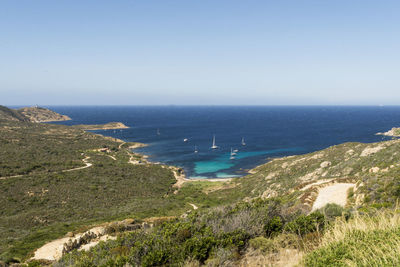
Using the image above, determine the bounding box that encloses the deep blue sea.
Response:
[43,106,400,179]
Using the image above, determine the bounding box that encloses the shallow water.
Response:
[46,106,400,178]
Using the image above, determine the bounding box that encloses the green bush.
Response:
[284,212,325,236]
[263,216,283,237]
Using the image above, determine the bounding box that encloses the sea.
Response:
[43,106,400,179]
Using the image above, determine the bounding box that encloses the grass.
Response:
[303,208,400,266]
[0,120,242,262]
[4,106,400,265]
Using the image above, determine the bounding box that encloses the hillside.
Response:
[17,107,71,122]
[2,107,400,266]
[0,106,70,123]
[0,117,237,264]
[0,106,29,122]
[54,137,400,266]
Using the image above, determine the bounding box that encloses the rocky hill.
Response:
[0,106,29,122]
[0,106,71,123]
[17,106,71,122]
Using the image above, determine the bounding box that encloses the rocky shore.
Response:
[376,127,400,137]
[72,122,129,130]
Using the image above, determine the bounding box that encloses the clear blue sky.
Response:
[1,0,400,105]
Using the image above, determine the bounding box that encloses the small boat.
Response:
[230,155,235,160]
[211,135,218,149]
[194,145,198,153]
[233,149,239,153]
[183,138,188,142]
[230,147,237,156]
[157,129,161,136]
[241,137,246,146]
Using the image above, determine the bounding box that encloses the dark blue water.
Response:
[44,106,400,178]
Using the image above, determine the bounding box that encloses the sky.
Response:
[1,0,400,105]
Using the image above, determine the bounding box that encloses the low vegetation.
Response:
[57,198,332,266]
[3,105,400,266]
[71,122,129,130]
[0,105,70,123]
[303,208,400,266]
[0,109,242,262]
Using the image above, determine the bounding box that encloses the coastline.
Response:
[376,127,400,137]
[129,144,236,186]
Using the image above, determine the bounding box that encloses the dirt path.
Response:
[118,142,126,149]
[62,156,92,172]
[32,226,113,261]
[189,203,198,210]
[0,155,93,180]
[312,183,355,211]
[107,155,117,161]
[0,174,23,180]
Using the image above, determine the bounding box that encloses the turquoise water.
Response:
[194,148,302,176]
[47,106,400,178]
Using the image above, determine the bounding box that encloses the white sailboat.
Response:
[230,150,235,160]
[211,135,218,149]
[241,137,246,146]
[230,147,237,156]
[194,145,198,153]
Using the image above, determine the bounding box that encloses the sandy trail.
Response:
[107,155,117,161]
[0,155,93,180]
[312,183,355,211]
[118,142,126,149]
[62,156,92,172]
[0,174,23,180]
[189,203,198,210]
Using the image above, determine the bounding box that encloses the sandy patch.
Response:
[312,183,355,211]
[360,145,384,157]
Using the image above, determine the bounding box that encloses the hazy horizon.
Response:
[1,0,400,105]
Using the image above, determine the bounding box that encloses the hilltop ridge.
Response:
[18,106,71,122]
[0,105,70,123]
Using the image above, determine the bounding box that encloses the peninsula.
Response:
[376,127,400,137]
[2,105,400,267]
[72,122,129,130]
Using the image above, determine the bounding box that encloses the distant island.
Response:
[376,127,400,137]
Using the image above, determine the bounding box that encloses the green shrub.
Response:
[217,229,250,250]
[263,216,283,237]
[183,235,216,263]
[284,212,325,236]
